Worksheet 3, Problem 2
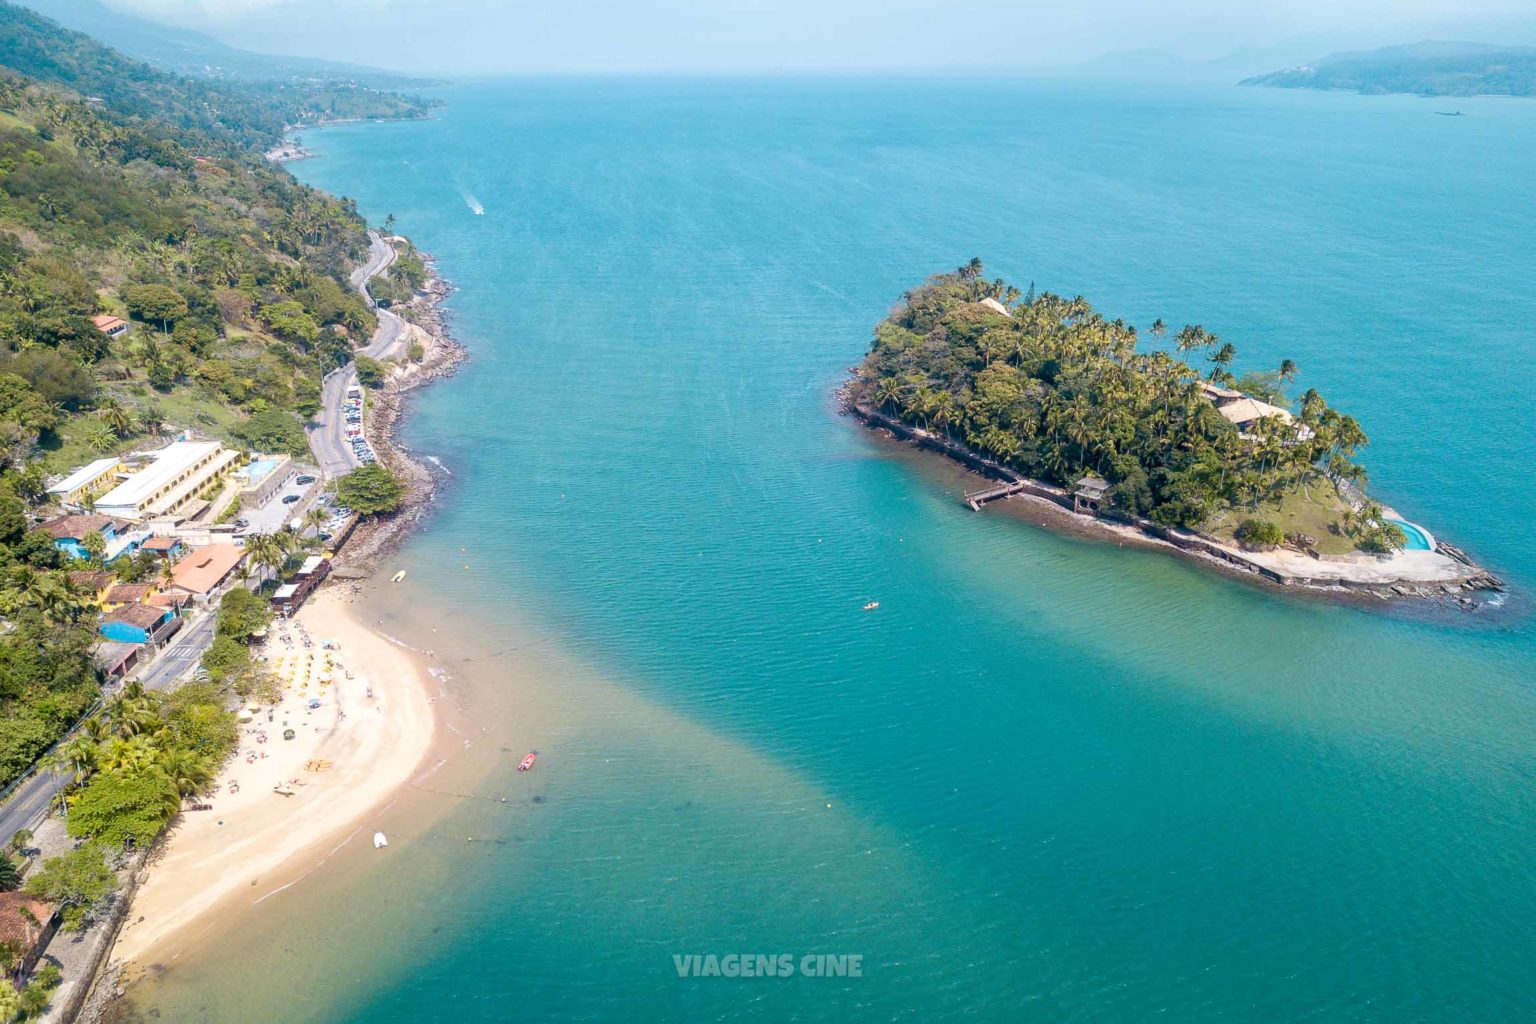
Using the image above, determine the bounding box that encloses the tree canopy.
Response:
[853,263,1378,545]
[334,464,406,516]
[23,842,118,931]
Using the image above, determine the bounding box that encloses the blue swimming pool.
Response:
[1386,518,1434,551]
[246,458,280,483]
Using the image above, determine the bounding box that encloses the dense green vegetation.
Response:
[201,581,281,694]
[0,2,434,153]
[335,463,406,516]
[852,263,1402,552]
[1242,42,1536,98]
[0,4,419,804]
[29,680,238,910]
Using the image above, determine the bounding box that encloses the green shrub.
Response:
[354,355,386,388]
[1235,518,1284,548]
[1357,522,1407,554]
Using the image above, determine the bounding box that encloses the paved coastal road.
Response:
[0,609,221,842]
[137,608,219,691]
[311,232,405,478]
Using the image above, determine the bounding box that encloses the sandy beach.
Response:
[112,587,438,966]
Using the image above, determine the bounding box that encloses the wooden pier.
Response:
[964,480,1029,511]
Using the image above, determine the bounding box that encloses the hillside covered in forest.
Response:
[0,1,427,783]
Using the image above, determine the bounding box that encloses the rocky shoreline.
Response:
[839,387,1505,613]
[334,263,465,573]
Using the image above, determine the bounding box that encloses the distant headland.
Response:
[1242,41,1536,99]
[844,262,1502,608]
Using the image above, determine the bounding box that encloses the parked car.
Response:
[297,475,316,485]
[282,494,302,504]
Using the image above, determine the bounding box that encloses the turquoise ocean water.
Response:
[148,79,1536,1022]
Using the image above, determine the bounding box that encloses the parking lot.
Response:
[240,466,324,535]
[344,385,377,466]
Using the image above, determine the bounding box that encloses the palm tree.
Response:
[0,852,19,892]
[47,734,99,788]
[158,750,212,799]
[0,567,87,623]
[872,377,902,412]
[1207,342,1237,380]
[138,403,166,436]
[302,508,328,538]
[103,692,154,740]
[98,399,133,438]
[244,532,287,583]
[96,736,156,775]
[86,424,117,453]
[1278,358,1298,383]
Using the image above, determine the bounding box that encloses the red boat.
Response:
[518,752,537,772]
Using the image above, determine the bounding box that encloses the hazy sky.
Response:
[101,0,1536,75]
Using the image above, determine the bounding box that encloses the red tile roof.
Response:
[0,892,53,950]
[68,570,115,592]
[105,603,169,630]
[39,514,120,540]
[105,584,153,605]
[169,544,244,594]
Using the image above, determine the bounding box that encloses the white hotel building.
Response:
[94,441,242,522]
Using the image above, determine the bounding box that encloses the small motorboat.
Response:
[373,832,388,849]
[391,570,407,583]
[518,752,537,772]
[863,601,880,611]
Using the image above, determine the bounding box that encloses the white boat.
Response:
[391,570,406,583]
[373,832,388,849]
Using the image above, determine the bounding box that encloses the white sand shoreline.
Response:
[112,587,438,967]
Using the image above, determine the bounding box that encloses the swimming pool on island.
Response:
[1386,518,1434,551]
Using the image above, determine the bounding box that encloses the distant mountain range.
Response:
[1242,41,1536,97]
[14,0,428,86]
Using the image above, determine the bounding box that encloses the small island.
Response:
[845,263,1502,606]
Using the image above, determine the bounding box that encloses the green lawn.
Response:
[36,384,247,477]
[150,387,245,442]
[35,415,114,475]
[1203,477,1358,556]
